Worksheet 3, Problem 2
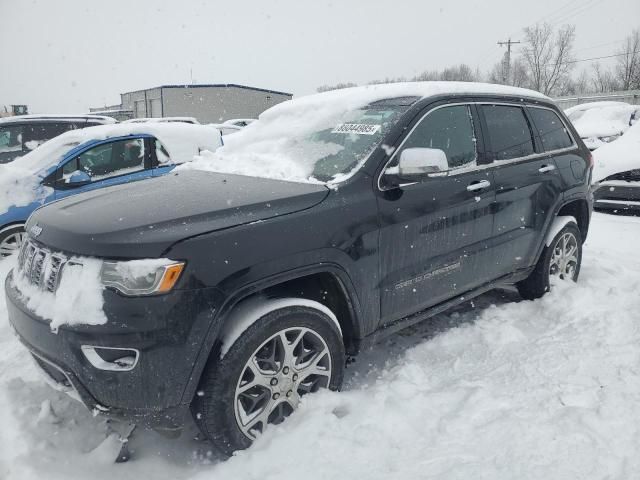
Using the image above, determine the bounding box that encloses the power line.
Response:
[542,50,640,67]
[548,0,603,27]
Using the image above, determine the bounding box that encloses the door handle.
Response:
[466,180,491,192]
[538,164,556,173]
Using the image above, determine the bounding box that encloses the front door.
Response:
[54,137,154,200]
[377,104,496,324]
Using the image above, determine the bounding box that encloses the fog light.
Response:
[81,346,139,371]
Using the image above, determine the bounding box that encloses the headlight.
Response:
[101,259,185,296]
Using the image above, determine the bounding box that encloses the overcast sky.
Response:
[1,0,638,113]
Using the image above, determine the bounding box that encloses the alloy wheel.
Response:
[549,232,579,280]
[0,230,25,258]
[233,326,332,439]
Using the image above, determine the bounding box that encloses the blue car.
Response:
[0,123,222,257]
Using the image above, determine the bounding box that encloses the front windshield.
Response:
[181,99,412,184]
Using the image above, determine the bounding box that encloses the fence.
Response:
[554,90,640,109]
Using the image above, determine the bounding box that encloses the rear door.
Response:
[480,103,563,276]
[377,103,496,323]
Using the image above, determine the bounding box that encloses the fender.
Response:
[179,262,363,405]
[545,215,577,247]
[218,296,342,358]
[530,198,586,266]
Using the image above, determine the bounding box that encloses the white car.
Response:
[565,101,639,150]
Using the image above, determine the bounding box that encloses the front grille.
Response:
[17,241,67,292]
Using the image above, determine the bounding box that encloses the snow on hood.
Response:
[567,103,637,139]
[592,121,640,182]
[0,123,222,215]
[180,81,548,184]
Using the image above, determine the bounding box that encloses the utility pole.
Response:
[497,38,521,84]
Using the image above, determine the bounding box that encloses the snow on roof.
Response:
[564,101,633,115]
[181,81,550,185]
[261,81,549,121]
[568,103,637,139]
[592,121,640,182]
[0,114,116,124]
[122,117,200,124]
[49,122,221,163]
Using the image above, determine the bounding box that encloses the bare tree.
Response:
[615,29,640,90]
[591,62,619,93]
[316,82,358,93]
[520,23,576,95]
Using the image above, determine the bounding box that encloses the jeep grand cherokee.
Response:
[6,82,593,456]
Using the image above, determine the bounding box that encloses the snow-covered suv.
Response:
[6,82,593,456]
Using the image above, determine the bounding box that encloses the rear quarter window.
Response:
[528,107,574,151]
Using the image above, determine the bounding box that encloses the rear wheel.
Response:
[517,222,582,300]
[192,304,345,456]
[0,225,25,259]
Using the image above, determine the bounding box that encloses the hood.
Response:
[27,170,329,258]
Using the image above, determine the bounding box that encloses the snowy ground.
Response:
[2,211,640,479]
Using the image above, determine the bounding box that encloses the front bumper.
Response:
[5,271,225,429]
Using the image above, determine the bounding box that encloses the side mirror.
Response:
[399,148,448,176]
[65,170,91,187]
[385,148,448,185]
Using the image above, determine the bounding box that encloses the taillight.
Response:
[587,152,594,169]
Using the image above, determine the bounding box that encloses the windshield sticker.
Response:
[332,123,381,135]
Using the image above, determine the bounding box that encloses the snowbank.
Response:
[592,121,640,182]
[180,82,547,184]
[2,213,640,479]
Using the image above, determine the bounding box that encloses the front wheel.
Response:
[0,225,26,259]
[192,303,345,456]
[516,222,582,300]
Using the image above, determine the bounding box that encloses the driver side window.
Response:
[395,105,477,171]
[62,138,146,182]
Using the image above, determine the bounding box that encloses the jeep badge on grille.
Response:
[30,224,42,237]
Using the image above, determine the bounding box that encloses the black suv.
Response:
[6,83,592,455]
[0,114,116,163]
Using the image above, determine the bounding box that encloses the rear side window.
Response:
[481,105,534,161]
[528,107,574,151]
[399,105,477,170]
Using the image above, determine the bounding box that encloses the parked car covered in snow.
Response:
[565,101,639,150]
[0,114,116,164]
[6,82,593,456]
[592,121,640,212]
[0,123,222,257]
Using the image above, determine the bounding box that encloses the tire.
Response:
[516,222,582,300]
[191,304,345,456]
[0,224,26,259]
